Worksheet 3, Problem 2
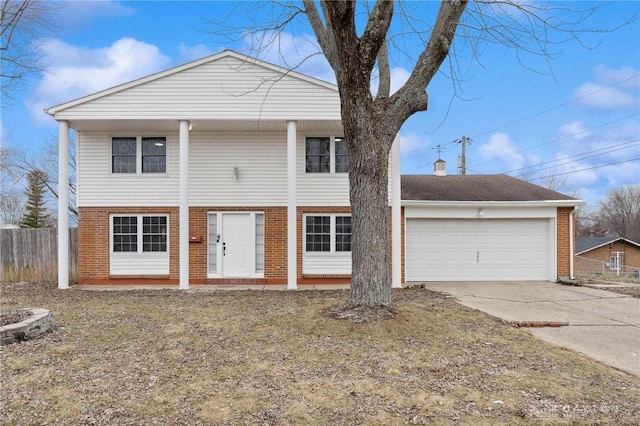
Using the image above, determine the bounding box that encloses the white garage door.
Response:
[406,218,550,281]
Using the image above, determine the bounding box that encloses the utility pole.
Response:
[455,136,472,175]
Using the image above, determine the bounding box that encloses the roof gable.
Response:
[576,235,640,254]
[46,50,340,122]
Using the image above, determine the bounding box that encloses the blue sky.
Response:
[1,0,639,208]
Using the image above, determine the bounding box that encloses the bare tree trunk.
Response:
[331,89,397,319]
[345,128,393,310]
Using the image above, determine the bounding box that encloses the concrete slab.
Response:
[423,281,640,377]
[73,284,351,291]
[528,325,640,377]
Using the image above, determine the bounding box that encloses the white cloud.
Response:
[27,38,170,124]
[478,132,525,170]
[178,43,214,62]
[399,131,429,154]
[390,67,411,95]
[558,121,591,141]
[593,65,640,90]
[574,65,640,111]
[242,31,334,84]
[52,1,136,30]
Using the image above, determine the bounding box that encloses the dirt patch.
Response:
[1,281,638,425]
[0,309,32,326]
[604,285,640,299]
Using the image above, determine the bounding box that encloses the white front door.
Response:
[221,213,252,277]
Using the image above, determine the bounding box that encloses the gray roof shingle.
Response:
[401,174,577,202]
[576,235,640,254]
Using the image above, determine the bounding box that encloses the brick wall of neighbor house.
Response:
[556,207,573,278]
[575,241,640,274]
[77,207,180,285]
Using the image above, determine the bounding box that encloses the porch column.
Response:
[179,120,190,289]
[287,121,297,289]
[391,135,402,288]
[57,120,70,289]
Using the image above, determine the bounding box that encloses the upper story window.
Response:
[112,136,166,174]
[335,138,349,173]
[305,136,348,173]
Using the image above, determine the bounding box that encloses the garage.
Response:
[406,218,551,281]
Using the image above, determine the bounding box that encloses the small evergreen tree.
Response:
[20,170,51,228]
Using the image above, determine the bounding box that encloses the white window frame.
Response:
[110,135,169,175]
[110,214,169,254]
[304,136,348,174]
[609,255,622,271]
[109,214,170,276]
[303,214,351,254]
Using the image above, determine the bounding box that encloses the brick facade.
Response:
[77,205,573,285]
[556,207,574,278]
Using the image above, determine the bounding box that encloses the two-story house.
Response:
[47,50,582,289]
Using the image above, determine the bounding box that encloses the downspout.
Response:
[569,206,576,280]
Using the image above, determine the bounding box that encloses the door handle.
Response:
[223,242,226,256]
[477,251,479,263]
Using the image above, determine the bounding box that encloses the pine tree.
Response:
[20,170,51,228]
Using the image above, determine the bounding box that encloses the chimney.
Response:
[433,158,446,176]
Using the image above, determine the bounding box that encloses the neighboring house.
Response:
[46,50,583,288]
[575,235,640,274]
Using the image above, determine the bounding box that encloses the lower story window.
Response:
[609,255,622,271]
[113,215,168,253]
[305,214,351,253]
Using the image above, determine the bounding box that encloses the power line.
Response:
[504,139,640,175]
[526,157,640,181]
[469,73,640,140]
[469,112,640,169]
[516,144,639,178]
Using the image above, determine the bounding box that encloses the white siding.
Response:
[303,253,351,275]
[296,135,350,206]
[110,252,169,275]
[78,130,395,208]
[190,133,287,206]
[54,56,341,121]
[77,132,180,207]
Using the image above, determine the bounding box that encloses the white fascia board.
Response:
[46,50,338,116]
[401,199,585,208]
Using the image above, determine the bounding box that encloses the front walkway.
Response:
[74,284,351,291]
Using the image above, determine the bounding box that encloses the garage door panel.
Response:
[406,218,550,281]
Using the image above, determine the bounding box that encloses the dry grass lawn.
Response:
[1,281,639,425]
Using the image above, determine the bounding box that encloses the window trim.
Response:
[110,135,168,175]
[304,136,348,174]
[609,255,623,271]
[110,214,169,254]
[303,213,352,254]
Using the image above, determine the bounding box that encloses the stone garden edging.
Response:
[0,308,55,345]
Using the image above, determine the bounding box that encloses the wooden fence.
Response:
[0,228,78,283]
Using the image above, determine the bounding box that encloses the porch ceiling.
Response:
[66,119,344,134]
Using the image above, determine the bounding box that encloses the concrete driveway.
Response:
[422,281,640,377]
